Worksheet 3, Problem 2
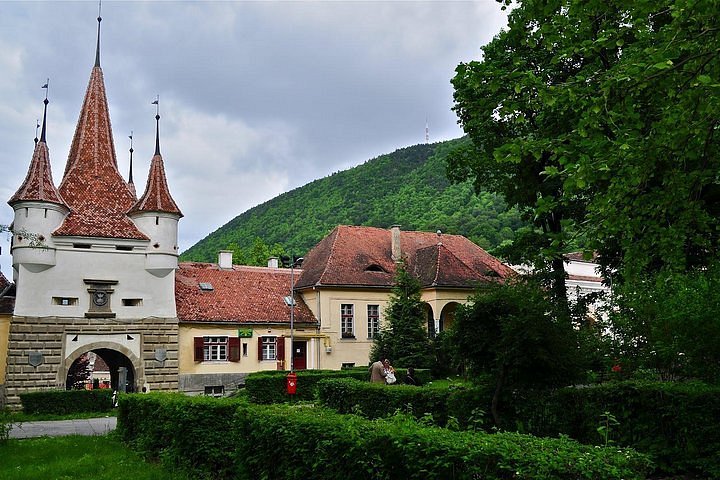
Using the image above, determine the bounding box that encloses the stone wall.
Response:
[3,315,179,410]
[178,372,247,396]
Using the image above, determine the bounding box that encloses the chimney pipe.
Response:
[391,225,401,262]
[218,250,233,270]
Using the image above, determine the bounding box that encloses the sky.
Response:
[0,0,508,276]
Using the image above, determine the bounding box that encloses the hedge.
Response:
[19,389,114,414]
[508,381,720,477]
[117,392,240,478]
[317,378,454,425]
[118,393,652,480]
[245,368,425,404]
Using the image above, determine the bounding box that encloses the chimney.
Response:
[218,250,233,270]
[391,225,401,262]
[268,257,279,268]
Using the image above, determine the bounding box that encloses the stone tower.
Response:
[3,16,181,408]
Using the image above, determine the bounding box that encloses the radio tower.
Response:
[425,117,429,144]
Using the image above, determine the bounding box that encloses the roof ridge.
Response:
[318,225,343,286]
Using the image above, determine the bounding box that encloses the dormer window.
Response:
[365,264,387,273]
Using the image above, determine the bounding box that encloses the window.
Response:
[204,336,228,361]
[242,343,248,357]
[204,385,224,397]
[122,298,143,307]
[260,337,277,361]
[52,297,78,306]
[367,304,380,339]
[341,304,354,338]
[193,336,240,362]
[341,362,356,369]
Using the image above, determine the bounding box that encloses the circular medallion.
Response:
[93,291,108,307]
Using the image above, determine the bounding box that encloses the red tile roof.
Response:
[8,140,66,207]
[129,154,182,217]
[55,66,147,240]
[296,225,515,289]
[175,262,317,324]
[0,271,14,314]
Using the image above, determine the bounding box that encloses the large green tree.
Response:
[450,278,581,426]
[370,268,433,369]
[452,0,720,284]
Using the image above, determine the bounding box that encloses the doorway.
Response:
[292,340,307,370]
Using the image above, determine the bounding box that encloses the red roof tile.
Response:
[0,271,14,314]
[175,262,317,324]
[55,66,147,240]
[296,225,515,289]
[8,140,66,207]
[129,154,182,217]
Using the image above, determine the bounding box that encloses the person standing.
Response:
[369,358,386,383]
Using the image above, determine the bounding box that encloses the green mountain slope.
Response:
[180,138,525,264]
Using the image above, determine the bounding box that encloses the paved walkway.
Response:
[8,417,117,439]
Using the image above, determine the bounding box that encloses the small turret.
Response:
[128,100,182,277]
[8,87,69,273]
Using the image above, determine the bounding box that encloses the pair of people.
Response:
[369,359,420,386]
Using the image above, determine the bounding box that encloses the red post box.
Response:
[286,371,297,395]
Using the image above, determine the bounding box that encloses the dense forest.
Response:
[180,138,525,265]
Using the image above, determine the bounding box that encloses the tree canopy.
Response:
[451,0,720,284]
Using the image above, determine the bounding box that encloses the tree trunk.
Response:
[491,364,507,428]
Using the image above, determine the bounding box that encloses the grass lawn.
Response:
[0,434,189,480]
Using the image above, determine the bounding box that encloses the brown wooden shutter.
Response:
[194,337,204,362]
[258,338,264,361]
[228,337,240,362]
[277,337,285,363]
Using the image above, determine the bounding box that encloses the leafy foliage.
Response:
[449,278,581,425]
[451,0,720,283]
[244,369,369,404]
[181,139,525,264]
[607,265,720,383]
[370,268,433,369]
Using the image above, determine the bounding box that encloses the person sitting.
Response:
[404,367,421,386]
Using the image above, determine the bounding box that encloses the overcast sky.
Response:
[0,0,507,275]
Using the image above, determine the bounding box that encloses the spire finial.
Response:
[40,79,50,143]
[128,131,134,184]
[94,1,102,67]
[152,95,160,156]
[34,119,40,145]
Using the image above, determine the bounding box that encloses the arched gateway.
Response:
[64,345,141,393]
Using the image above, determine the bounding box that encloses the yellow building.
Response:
[0,272,14,407]
[294,225,516,369]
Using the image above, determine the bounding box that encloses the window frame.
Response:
[203,336,229,361]
[341,304,355,338]
[260,336,277,361]
[367,304,380,339]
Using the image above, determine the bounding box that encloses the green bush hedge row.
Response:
[117,393,240,479]
[118,393,651,480]
[316,378,720,478]
[19,389,114,414]
[508,381,720,477]
[244,368,431,404]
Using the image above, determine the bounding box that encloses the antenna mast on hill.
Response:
[425,117,429,144]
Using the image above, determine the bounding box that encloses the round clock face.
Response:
[93,291,108,307]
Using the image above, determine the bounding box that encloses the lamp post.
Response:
[283,256,303,372]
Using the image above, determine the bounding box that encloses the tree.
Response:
[66,353,92,390]
[451,0,720,284]
[450,277,581,426]
[370,268,433,369]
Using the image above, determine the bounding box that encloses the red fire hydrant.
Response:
[286,371,297,395]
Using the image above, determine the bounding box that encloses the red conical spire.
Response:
[55,26,147,239]
[129,109,182,217]
[9,96,66,207]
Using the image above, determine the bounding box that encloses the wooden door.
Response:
[293,340,307,370]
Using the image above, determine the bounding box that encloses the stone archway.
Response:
[439,302,460,333]
[62,343,143,393]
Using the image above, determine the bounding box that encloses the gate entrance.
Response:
[65,348,136,392]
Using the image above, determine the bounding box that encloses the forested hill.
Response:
[180,138,525,265]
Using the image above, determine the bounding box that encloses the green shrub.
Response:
[509,381,720,477]
[117,393,241,478]
[244,369,370,404]
[19,389,113,415]
[235,402,652,479]
[319,378,494,427]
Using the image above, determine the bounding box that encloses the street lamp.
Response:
[282,256,303,371]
